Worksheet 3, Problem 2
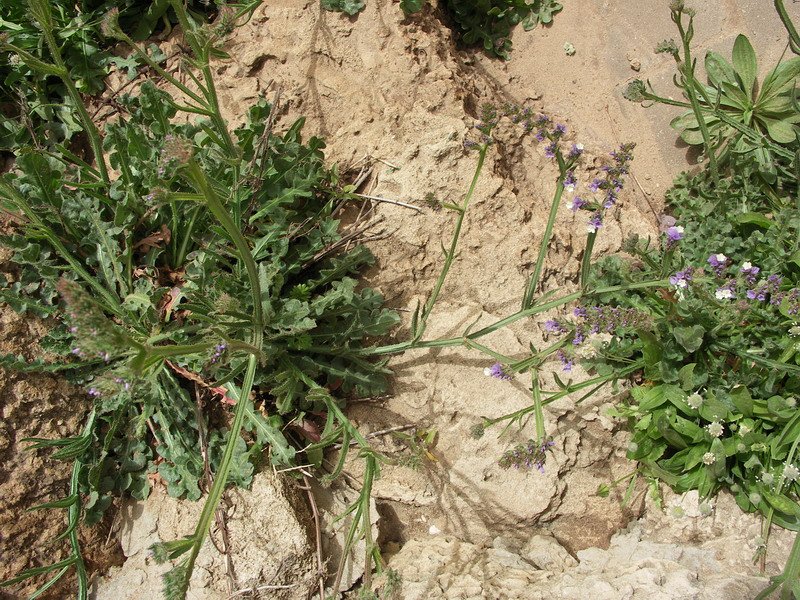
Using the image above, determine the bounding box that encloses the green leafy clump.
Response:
[574,5,800,587]
[321,0,366,16]
[671,34,800,149]
[0,0,399,592]
[0,0,244,151]
[1,82,398,519]
[444,0,562,58]
[319,0,562,59]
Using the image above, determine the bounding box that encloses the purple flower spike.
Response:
[556,349,574,372]
[586,212,603,233]
[484,362,512,381]
[544,142,557,158]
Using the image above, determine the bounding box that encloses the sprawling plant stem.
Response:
[523,158,566,307]
[416,143,488,339]
[163,160,264,598]
[366,280,669,357]
[672,8,720,185]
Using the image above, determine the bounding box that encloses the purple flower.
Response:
[740,262,760,285]
[88,387,101,398]
[715,280,736,300]
[603,190,617,208]
[707,253,728,276]
[498,438,556,472]
[544,142,557,158]
[563,170,576,190]
[588,178,602,192]
[569,196,587,212]
[669,268,693,289]
[553,123,567,136]
[586,211,603,233]
[543,319,567,334]
[556,349,574,372]
[568,143,584,158]
[484,362,512,381]
[665,226,684,242]
[573,307,587,318]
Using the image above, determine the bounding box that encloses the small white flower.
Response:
[669,505,686,518]
[749,492,762,505]
[784,464,800,482]
[741,262,753,271]
[575,143,584,152]
[672,225,685,236]
[790,325,800,337]
[714,253,727,263]
[715,288,735,300]
[786,397,797,408]
[627,441,639,453]
[428,524,441,535]
[706,422,724,438]
[586,224,599,233]
[736,442,747,453]
[739,424,752,436]
[483,367,492,377]
[564,183,576,193]
[699,501,713,517]
[686,393,703,409]
[702,452,716,465]
[761,472,775,486]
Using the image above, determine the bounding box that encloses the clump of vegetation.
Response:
[0,0,251,151]
[320,0,563,59]
[568,1,800,596]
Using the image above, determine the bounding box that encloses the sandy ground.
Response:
[3,0,800,598]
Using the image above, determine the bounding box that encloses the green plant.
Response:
[443,0,562,58]
[0,0,247,152]
[0,0,399,597]
[319,0,562,59]
[595,3,800,598]
[624,3,800,184]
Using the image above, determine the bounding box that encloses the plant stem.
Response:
[366,279,669,356]
[417,144,488,338]
[674,10,720,185]
[580,231,597,289]
[177,353,258,599]
[170,156,264,597]
[485,362,644,427]
[523,178,565,307]
[67,413,94,600]
[531,372,546,443]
